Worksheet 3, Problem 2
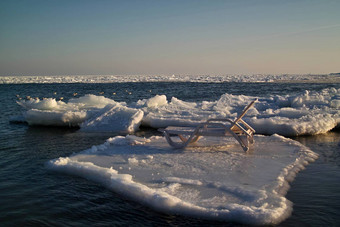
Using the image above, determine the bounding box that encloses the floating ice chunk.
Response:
[15,94,143,133]
[14,88,340,136]
[146,95,167,108]
[17,98,64,110]
[142,89,340,136]
[170,97,197,109]
[135,95,168,108]
[80,104,144,133]
[47,134,318,225]
[24,109,88,127]
[249,113,338,136]
[68,94,118,109]
[128,157,139,165]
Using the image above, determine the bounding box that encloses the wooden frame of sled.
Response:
[162,99,257,152]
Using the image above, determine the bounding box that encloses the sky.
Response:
[0,0,339,76]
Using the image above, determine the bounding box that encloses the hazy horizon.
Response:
[1,0,339,76]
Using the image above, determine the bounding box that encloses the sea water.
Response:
[0,82,339,226]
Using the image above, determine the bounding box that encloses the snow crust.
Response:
[14,88,340,136]
[1,74,340,84]
[80,104,144,133]
[47,134,318,225]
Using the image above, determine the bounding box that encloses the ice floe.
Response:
[15,94,143,132]
[13,88,339,136]
[47,134,318,225]
[80,104,144,133]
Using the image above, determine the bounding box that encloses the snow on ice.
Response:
[13,88,340,136]
[47,134,318,225]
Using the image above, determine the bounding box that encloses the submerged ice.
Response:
[47,134,318,225]
[14,88,340,136]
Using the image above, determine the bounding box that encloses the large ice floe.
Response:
[47,134,318,225]
[14,88,340,136]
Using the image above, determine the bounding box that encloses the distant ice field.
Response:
[1,74,340,84]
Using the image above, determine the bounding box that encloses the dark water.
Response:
[0,82,339,226]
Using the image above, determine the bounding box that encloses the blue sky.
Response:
[0,0,339,76]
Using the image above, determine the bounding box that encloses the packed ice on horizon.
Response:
[13,87,340,136]
[1,73,340,84]
[47,133,318,225]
